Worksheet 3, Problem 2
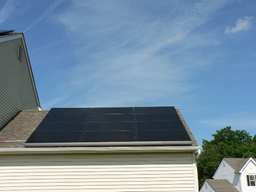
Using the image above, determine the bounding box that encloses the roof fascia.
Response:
[239,157,256,173]
[20,33,41,109]
[0,146,201,155]
[0,33,22,43]
[25,140,193,148]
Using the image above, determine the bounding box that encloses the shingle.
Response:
[0,108,198,147]
[0,110,49,148]
[176,108,198,146]
[206,179,239,192]
[224,158,256,172]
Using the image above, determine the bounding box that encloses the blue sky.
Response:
[1,0,256,145]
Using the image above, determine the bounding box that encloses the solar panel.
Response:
[137,130,190,141]
[25,106,192,147]
[35,122,85,132]
[134,106,176,114]
[92,107,133,114]
[27,132,82,143]
[87,122,134,131]
[83,131,135,142]
[135,114,180,122]
[90,114,133,122]
[136,122,185,131]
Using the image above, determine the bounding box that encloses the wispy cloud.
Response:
[225,17,253,34]
[23,0,64,33]
[200,112,256,130]
[47,0,232,108]
[0,0,19,25]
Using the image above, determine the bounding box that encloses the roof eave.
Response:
[0,146,201,155]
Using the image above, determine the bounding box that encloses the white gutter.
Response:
[196,149,201,159]
[0,146,201,155]
[25,140,192,148]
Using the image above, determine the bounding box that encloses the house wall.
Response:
[0,34,40,130]
[199,181,215,192]
[0,152,198,191]
[240,160,256,192]
[213,159,236,186]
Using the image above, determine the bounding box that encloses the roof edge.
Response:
[25,141,193,148]
[176,108,198,146]
[239,157,256,173]
[0,146,201,155]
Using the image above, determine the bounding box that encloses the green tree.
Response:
[197,126,256,188]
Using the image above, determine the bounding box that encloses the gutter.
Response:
[25,140,193,148]
[0,146,201,155]
[196,149,201,159]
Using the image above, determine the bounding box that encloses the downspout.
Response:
[196,149,201,159]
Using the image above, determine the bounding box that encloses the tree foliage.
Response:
[197,126,256,188]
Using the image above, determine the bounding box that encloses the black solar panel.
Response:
[92,107,133,114]
[27,132,82,143]
[134,107,176,114]
[83,131,135,142]
[25,106,192,146]
[90,114,133,122]
[87,122,134,131]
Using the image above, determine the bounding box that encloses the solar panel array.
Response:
[26,107,191,144]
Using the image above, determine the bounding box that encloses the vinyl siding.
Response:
[0,36,39,129]
[200,181,215,192]
[240,160,256,192]
[213,159,235,184]
[0,152,197,191]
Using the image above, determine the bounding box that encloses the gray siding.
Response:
[0,152,198,191]
[0,35,39,129]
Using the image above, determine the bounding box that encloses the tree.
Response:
[197,126,256,188]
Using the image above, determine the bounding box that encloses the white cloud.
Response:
[0,0,19,25]
[23,0,64,33]
[200,112,256,130]
[225,17,253,34]
[48,0,232,108]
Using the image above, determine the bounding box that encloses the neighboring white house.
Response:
[0,30,41,130]
[200,157,256,192]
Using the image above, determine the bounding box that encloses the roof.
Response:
[0,30,14,36]
[0,108,198,148]
[0,110,49,148]
[206,179,239,192]
[224,158,256,172]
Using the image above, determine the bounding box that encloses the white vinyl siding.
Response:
[213,159,235,183]
[200,181,215,192]
[0,152,197,191]
[240,161,256,192]
[0,35,39,129]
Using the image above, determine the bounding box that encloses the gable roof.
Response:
[224,158,256,172]
[206,179,239,192]
[0,108,198,148]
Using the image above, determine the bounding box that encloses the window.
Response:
[247,175,256,186]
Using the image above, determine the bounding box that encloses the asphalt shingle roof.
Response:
[224,158,256,172]
[0,109,197,148]
[0,110,49,148]
[206,179,239,192]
